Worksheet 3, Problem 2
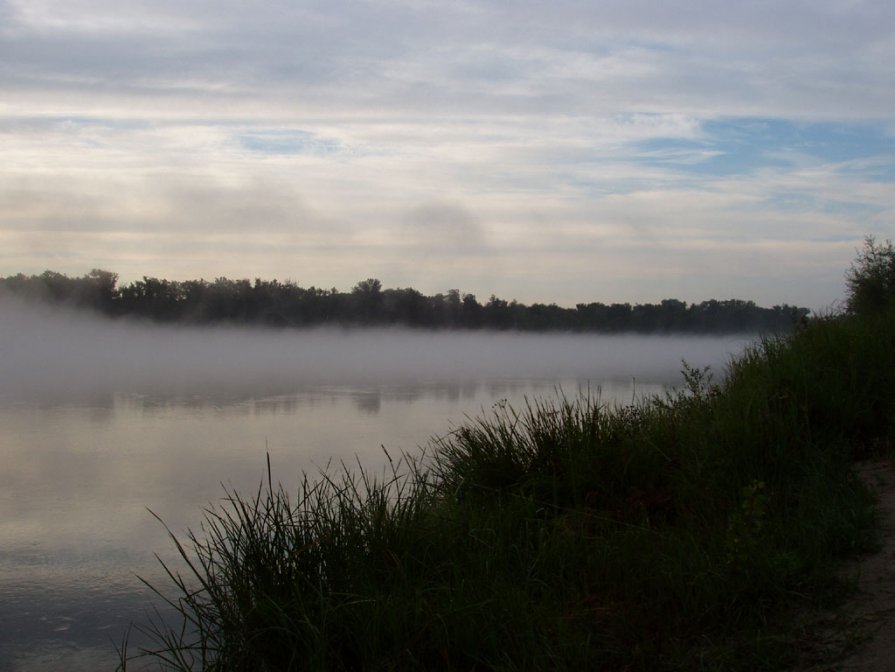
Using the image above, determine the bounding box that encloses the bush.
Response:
[845,236,895,315]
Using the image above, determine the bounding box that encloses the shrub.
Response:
[845,236,895,315]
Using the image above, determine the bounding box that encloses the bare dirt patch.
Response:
[800,458,895,671]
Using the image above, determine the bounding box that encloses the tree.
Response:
[351,278,383,323]
[352,278,382,296]
[845,236,895,315]
[461,293,482,328]
[85,269,119,311]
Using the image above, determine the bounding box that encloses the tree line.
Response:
[0,269,809,333]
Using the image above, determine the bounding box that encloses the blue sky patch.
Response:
[238,130,344,156]
[629,118,895,180]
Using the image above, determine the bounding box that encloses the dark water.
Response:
[0,327,750,670]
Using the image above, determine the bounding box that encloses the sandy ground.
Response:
[801,458,895,671]
[837,459,895,671]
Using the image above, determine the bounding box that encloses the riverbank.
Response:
[119,309,895,671]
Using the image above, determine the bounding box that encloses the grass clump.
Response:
[119,306,895,671]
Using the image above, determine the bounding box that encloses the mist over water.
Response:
[0,297,752,401]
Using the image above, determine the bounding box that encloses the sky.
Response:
[1,0,893,311]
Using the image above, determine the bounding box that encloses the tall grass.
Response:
[119,311,895,671]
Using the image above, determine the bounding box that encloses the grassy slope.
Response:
[120,311,895,671]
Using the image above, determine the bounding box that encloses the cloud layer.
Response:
[1,0,894,308]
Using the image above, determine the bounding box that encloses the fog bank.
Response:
[0,298,753,400]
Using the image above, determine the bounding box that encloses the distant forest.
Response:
[0,269,809,334]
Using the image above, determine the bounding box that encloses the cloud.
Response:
[401,201,490,254]
[1,0,894,309]
[3,0,892,117]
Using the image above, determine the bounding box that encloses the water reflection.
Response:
[353,391,382,415]
[95,379,642,420]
